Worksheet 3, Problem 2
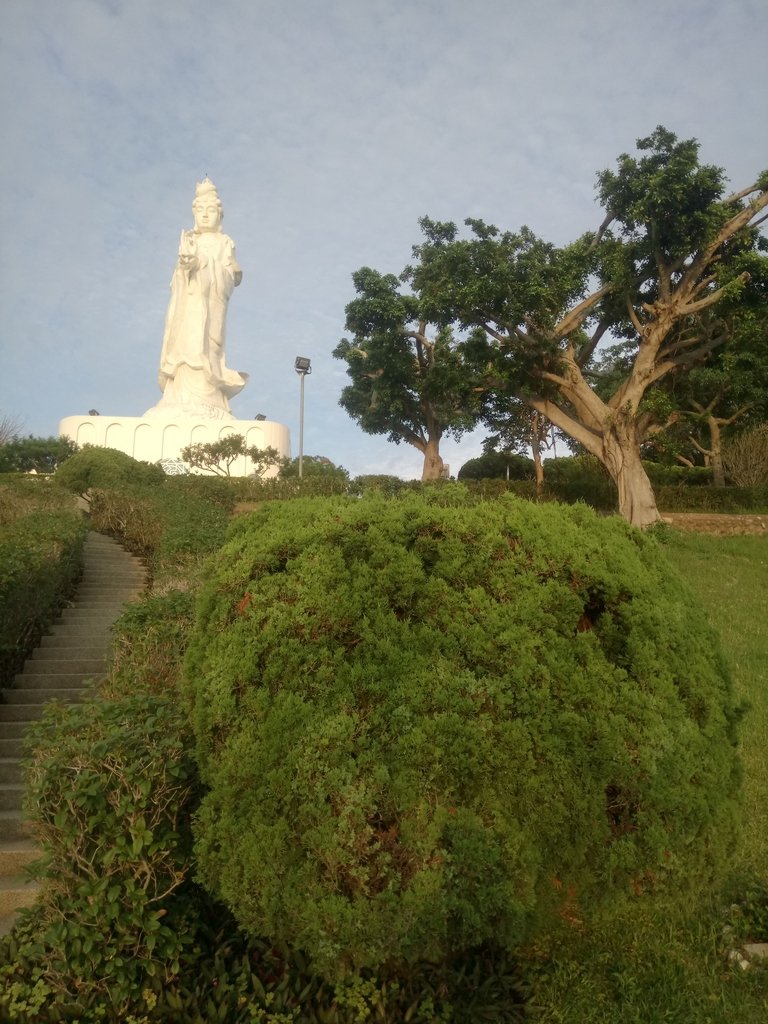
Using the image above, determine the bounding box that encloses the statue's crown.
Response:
[194,178,219,201]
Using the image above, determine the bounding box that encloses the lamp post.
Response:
[294,356,312,478]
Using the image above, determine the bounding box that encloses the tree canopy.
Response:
[337,127,767,525]
[180,436,282,478]
[0,434,78,474]
[333,267,483,479]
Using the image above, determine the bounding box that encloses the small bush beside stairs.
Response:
[0,531,146,935]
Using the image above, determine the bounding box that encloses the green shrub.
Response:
[542,455,617,510]
[106,589,196,698]
[656,484,768,513]
[0,504,86,684]
[88,480,232,584]
[54,445,165,495]
[721,423,768,487]
[2,695,198,1014]
[350,474,415,497]
[457,452,535,481]
[183,491,741,980]
[642,461,714,487]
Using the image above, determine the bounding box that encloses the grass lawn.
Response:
[526,530,768,1023]
[665,533,768,876]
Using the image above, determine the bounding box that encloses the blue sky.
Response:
[1,0,766,478]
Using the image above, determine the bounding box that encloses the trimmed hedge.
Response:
[53,445,165,494]
[184,491,742,979]
[656,485,768,513]
[0,492,86,685]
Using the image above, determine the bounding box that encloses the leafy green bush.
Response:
[656,485,768,513]
[722,423,768,487]
[642,461,714,487]
[0,501,86,684]
[54,445,165,495]
[350,474,416,497]
[184,491,741,980]
[88,478,233,584]
[105,589,196,698]
[2,695,198,1015]
[457,452,535,480]
[541,455,617,510]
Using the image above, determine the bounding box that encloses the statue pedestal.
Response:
[58,415,291,477]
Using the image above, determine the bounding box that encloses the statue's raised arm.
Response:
[145,179,248,420]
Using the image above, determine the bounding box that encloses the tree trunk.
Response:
[532,443,544,496]
[602,420,661,528]
[530,411,545,497]
[421,438,445,481]
[706,416,726,487]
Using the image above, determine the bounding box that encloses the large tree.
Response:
[333,267,482,480]
[404,128,767,525]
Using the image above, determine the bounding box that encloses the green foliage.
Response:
[352,128,767,522]
[656,485,768,513]
[333,267,483,478]
[537,456,617,510]
[181,435,282,478]
[0,481,86,683]
[642,462,713,486]
[184,491,741,980]
[0,434,78,474]
[350,475,416,497]
[232,472,352,503]
[722,423,768,486]
[458,451,535,480]
[54,445,165,495]
[106,589,196,698]
[7,695,198,1012]
[87,477,233,583]
[280,455,350,482]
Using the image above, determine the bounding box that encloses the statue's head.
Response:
[192,178,223,232]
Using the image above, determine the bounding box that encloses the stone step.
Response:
[0,784,24,813]
[0,838,37,876]
[58,608,132,623]
[38,633,110,649]
[7,674,96,690]
[0,810,30,843]
[16,658,107,677]
[0,722,31,741]
[3,689,90,706]
[0,759,21,784]
[0,876,41,933]
[31,646,107,661]
[75,589,144,600]
[0,738,24,759]
[49,619,121,632]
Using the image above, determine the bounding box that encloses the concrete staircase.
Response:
[0,532,146,936]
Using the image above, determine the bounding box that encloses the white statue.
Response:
[145,178,248,419]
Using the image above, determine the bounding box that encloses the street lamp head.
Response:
[294,356,312,374]
[254,413,267,421]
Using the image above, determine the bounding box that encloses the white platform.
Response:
[59,415,291,477]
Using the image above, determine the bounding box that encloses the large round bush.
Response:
[54,444,165,493]
[184,491,740,977]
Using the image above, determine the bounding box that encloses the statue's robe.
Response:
[147,230,247,419]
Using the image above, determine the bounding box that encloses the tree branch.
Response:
[555,283,614,337]
[575,321,610,367]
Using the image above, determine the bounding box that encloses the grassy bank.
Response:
[527,530,768,1023]
[665,533,768,875]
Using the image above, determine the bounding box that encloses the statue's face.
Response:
[192,199,222,232]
